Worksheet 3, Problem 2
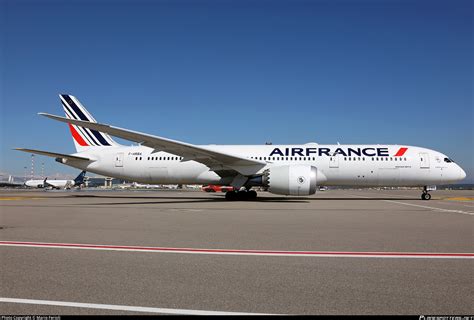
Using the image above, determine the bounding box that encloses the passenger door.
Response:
[329,154,339,168]
[115,153,124,167]
[419,152,430,169]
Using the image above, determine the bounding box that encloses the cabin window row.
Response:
[134,156,184,161]
[134,156,408,162]
[247,156,408,162]
[344,157,408,161]
[250,156,318,161]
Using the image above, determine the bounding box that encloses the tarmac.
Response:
[0,188,473,315]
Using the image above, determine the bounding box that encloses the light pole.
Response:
[30,154,35,179]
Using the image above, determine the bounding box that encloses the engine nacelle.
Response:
[264,165,317,196]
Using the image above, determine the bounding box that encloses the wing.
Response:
[39,113,266,176]
[15,148,93,162]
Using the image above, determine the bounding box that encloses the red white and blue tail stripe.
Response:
[60,94,118,151]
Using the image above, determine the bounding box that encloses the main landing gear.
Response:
[421,186,431,200]
[225,190,257,201]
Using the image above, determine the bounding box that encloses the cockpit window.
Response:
[444,157,455,163]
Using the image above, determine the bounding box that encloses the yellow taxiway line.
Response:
[0,197,45,201]
[442,197,474,201]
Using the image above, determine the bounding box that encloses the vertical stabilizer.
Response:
[74,171,87,185]
[60,94,120,152]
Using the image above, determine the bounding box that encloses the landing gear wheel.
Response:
[225,191,238,201]
[421,192,431,200]
[421,186,432,201]
[237,191,249,201]
[247,190,257,200]
[225,190,257,201]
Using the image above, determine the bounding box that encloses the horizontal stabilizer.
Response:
[14,148,93,161]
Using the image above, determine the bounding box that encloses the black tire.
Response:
[235,191,246,201]
[225,191,237,201]
[424,193,431,200]
[247,190,257,200]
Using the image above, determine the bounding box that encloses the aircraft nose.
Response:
[458,166,466,180]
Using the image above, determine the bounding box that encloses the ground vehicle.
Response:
[202,185,235,193]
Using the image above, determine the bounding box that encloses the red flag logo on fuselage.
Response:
[394,147,408,157]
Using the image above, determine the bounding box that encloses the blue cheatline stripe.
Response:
[62,102,97,146]
[61,95,110,146]
[62,95,111,146]
[61,99,99,146]
[62,103,97,146]
[61,100,99,146]
[62,95,110,146]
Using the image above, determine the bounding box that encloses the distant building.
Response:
[83,176,126,188]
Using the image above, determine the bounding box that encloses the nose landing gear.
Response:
[421,186,432,200]
[421,192,431,200]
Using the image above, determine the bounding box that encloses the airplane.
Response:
[25,171,86,190]
[0,175,24,188]
[16,94,466,201]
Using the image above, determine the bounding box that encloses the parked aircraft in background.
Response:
[16,95,466,200]
[25,171,86,189]
[0,175,23,188]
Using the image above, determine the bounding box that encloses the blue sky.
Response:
[1,0,473,181]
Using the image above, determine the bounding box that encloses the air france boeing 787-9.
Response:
[16,95,466,200]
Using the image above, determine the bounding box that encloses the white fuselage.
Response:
[61,144,466,187]
[25,179,76,189]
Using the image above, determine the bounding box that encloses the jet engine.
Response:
[249,165,317,196]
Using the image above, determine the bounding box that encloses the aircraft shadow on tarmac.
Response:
[70,194,417,205]
[72,195,306,205]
